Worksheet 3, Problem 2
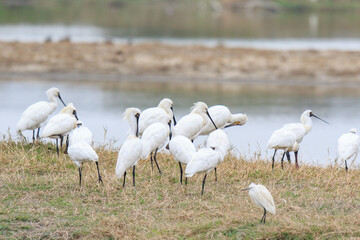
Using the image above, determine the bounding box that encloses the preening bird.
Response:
[199,105,247,136]
[16,87,66,141]
[173,102,218,141]
[68,141,103,186]
[185,130,229,195]
[138,98,176,136]
[267,128,298,169]
[141,121,171,174]
[69,120,93,146]
[115,108,143,187]
[281,110,329,168]
[337,128,360,172]
[168,135,196,184]
[41,103,78,156]
[241,183,276,224]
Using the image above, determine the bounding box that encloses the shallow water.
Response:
[2,80,360,167]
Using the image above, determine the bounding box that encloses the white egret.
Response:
[168,135,196,184]
[68,141,103,186]
[41,103,78,156]
[338,128,360,172]
[267,128,298,169]
[138,98,176,136]
[115,108,143,187]
[141,121,171,174]
[69,120,93,146]
[16,87,66,141]
[199,105,247,136]
[173,102,217,141]
[241,183,276,224]
[282,110,329,168]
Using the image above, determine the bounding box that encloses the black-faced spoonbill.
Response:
[173,102,217,141]
[115,108,143,187]
[241,183,276,224]
[337,128,360,172]
[138,98,176,136]
[68,140,103,186]
[168,135,196,184]
[199,105,247,136]
[141,121,171,174]
[69,120,93,146]
[267,128,298,169]
[16,87,66,141]
[185,129,229,195]
[41,103,78,156]
[282,110,329,168]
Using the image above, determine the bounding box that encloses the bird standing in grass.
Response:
[69,120,93,146]
[138,98,176,136]
[337,128,360,172]
[16,87,66,141]
[199,105,247,136]
[115,108,143,187]
[41,103,78,156]
[241,183,276,224]
[173,102,217,141]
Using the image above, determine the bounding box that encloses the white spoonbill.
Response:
[241,183,276,224]
[69,120,93,146]
[41,103,78,156]
[337,128,360,172]
[115,108,143,187]
[138,98,176,136]
[282,110,329,168]
[168,135,196,184]
[199,105,247,136]
[16,87,66,141]
[173,102,217,141]
[267,128,298,169]
[141,121,171,174]
[68,141,103,186]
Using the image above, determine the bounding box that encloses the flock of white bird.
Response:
[14,87,360,224]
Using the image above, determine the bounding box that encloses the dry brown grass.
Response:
[1,139,360,239]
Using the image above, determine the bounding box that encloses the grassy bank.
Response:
[1,139,360,239]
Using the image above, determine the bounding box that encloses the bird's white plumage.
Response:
[41,103,77,139]
[338,128,360,162]
[206,129,230,159]
[200,105,247,136]
[16,87,63,132]
[141,122,170,159]
[169,135,196,165]
[248,183,276,215]
[68,141,98,168]
[69,121,93,146]
[282,110,313,144]
[185,148,221,177]
[138,98,174,135]
[267,128,298,152]
[173,102,213,141]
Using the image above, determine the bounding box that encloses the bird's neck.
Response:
[301,117,312,133]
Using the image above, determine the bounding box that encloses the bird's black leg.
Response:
[32,130,35,142]
[272,150,277,169]
[60,136,64,152]
[178,162,183,184]
[261,208,267,224]
[286,151,291,163]
[123,171,127,188]
[96,162,103,184]
[214,167,217,181]
[150,152,154,171]
[78,167,82,186]
[36,128,41,140]
[281,152,286,169]
[64,135,69,154]
[154,148,162,174]
[201,174,207,195]
[132,165,136,186]
[295,150,299,168]
[185,177,188,185]
[56,139,59,157]
[345,160,348,172]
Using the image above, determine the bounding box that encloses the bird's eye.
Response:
[73,110,76,115]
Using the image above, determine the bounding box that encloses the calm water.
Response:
[1,80,360,167]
